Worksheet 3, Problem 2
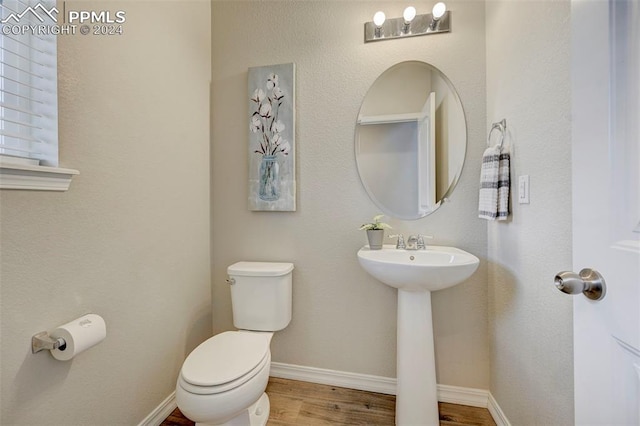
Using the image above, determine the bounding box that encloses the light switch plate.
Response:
[518,175,530,204]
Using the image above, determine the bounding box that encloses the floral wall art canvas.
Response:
[248,63,296,211]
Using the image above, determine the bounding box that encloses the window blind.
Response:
[0,0,58,166]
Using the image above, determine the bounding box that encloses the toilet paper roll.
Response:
[49,314,106,361]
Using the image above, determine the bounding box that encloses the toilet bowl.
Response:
[176,331,272,426]
[176,262,294,426]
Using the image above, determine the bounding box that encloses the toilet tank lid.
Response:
[228,261,294,277]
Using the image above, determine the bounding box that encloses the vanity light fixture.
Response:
[364,2,451,43]
[430,2,447,30]
[402,6,416,33]
[373,11,386,38]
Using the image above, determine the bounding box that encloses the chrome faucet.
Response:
[390,234,432,250]
[406,234,433,250]
[389,234,405,250]
[406,235,420,250]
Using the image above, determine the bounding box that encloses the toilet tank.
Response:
[227,262,294,331]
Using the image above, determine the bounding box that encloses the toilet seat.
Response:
[179,331,271,395]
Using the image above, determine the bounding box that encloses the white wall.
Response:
[0,1,212,424]
[485,1,574,424]
[357,122,420,218]
[211,0,489,388]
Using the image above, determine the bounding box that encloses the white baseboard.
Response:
[487,392,512,426]
[437,383,491,408]
[271,362,492,408]
[140,363,510,426]
[270,361,397,395]
[137,391,177,426]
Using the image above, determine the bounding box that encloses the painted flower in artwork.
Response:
[250,74,290,157]
[267,73,279,90]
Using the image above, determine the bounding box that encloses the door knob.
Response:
[554,268,606,301]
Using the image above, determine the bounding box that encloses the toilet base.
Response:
[195,393,270,426]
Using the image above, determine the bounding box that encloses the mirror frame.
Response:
[354,60,468,220]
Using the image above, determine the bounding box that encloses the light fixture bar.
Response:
[364,11,451,43]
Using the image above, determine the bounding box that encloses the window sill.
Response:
[0,160,79,191]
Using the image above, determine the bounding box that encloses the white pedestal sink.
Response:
[357,244,480,426]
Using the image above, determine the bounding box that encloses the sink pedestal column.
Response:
[396,289,439,426]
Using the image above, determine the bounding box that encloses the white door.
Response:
[418,92,436,213]
[571,0,640,424]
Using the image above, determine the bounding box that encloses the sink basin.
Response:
[356,243,480,425]
[357,244,480,292]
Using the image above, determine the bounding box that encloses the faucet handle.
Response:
[389,234,405,249]
[416,234,433,250]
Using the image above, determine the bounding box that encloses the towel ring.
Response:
[487,119,507,150]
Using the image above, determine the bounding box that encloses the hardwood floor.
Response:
[161,377,496,426]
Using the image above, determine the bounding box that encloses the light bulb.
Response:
[373,11,386,27]
[403,6,417,23]
[432,2,446,20]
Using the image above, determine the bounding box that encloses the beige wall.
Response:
[0,1,211,424]
[211,1,489,388]
[485,1,574,424]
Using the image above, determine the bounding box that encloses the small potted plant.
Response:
[359,214,392,250]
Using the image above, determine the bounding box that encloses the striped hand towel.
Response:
[478,146,510,220]
[496,148,510,220]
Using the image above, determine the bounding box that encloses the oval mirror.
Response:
[355,61,467,219]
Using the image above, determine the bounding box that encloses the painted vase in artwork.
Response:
[259,154,280,201]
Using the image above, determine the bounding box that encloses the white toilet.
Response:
[176,261,294,426]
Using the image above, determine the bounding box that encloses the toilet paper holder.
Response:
[31,331,66,354]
